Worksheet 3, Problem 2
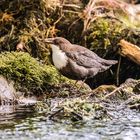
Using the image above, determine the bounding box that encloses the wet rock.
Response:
[0,76,37,105]
[0,76,17,105]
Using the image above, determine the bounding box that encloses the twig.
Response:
[71,111,83,121]
[116,56,121,86]
[48,107,64,119]
[68,17,81,33]
[103,85,124,99]
[9,25,14,38]
[61,4,81,9]
[63,10,80,14]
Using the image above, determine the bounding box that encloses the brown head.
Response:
[45,37,71,50]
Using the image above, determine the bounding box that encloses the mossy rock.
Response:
[87,19,140,57]
[0,51,67,94]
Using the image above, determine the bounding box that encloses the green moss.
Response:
[0,51,66,93]
[88,19,124,53]
[85,18,140,57]
[47,98,107,121]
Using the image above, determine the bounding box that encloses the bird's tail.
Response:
[99,59,117,73]
[102,59,118,66]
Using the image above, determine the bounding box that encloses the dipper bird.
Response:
[45,37,117,86]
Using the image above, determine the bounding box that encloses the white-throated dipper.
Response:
[45,37,117,87]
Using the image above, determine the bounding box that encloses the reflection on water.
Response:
[0,105,35,127]
[0,105,140,140]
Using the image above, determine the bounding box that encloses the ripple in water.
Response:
[0,105,140,140]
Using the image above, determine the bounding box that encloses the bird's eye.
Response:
[54,40,58,44]
[55,40,60,45]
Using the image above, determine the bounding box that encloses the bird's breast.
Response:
[52,47,68,69]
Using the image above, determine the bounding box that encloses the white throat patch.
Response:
[51,44,68,69]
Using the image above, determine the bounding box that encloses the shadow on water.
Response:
[0,104,140,140]
[0,105,35,128]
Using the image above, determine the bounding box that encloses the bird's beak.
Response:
[44,38,54,44]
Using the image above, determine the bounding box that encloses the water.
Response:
[0,105,140,140]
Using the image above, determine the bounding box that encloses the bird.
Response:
[45,37,117,88]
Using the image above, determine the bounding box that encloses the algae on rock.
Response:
[0,51,67,94]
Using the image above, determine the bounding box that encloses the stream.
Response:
[0,104,140,140]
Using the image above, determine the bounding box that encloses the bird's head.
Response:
[45,37,71,50]
[45,37,70,69]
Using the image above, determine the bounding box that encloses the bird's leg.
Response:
[77,77,87,91]
[71,78,87,90]
[64,80,78,97]
[71,80,79,89]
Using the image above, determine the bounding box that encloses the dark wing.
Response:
[65,44,117,70]
[67,52,96,67]
[77,46,117,66]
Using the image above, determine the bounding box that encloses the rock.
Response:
[0,76,17,105]
[0,76,37,106]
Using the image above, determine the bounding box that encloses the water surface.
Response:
[0,105,140,140]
